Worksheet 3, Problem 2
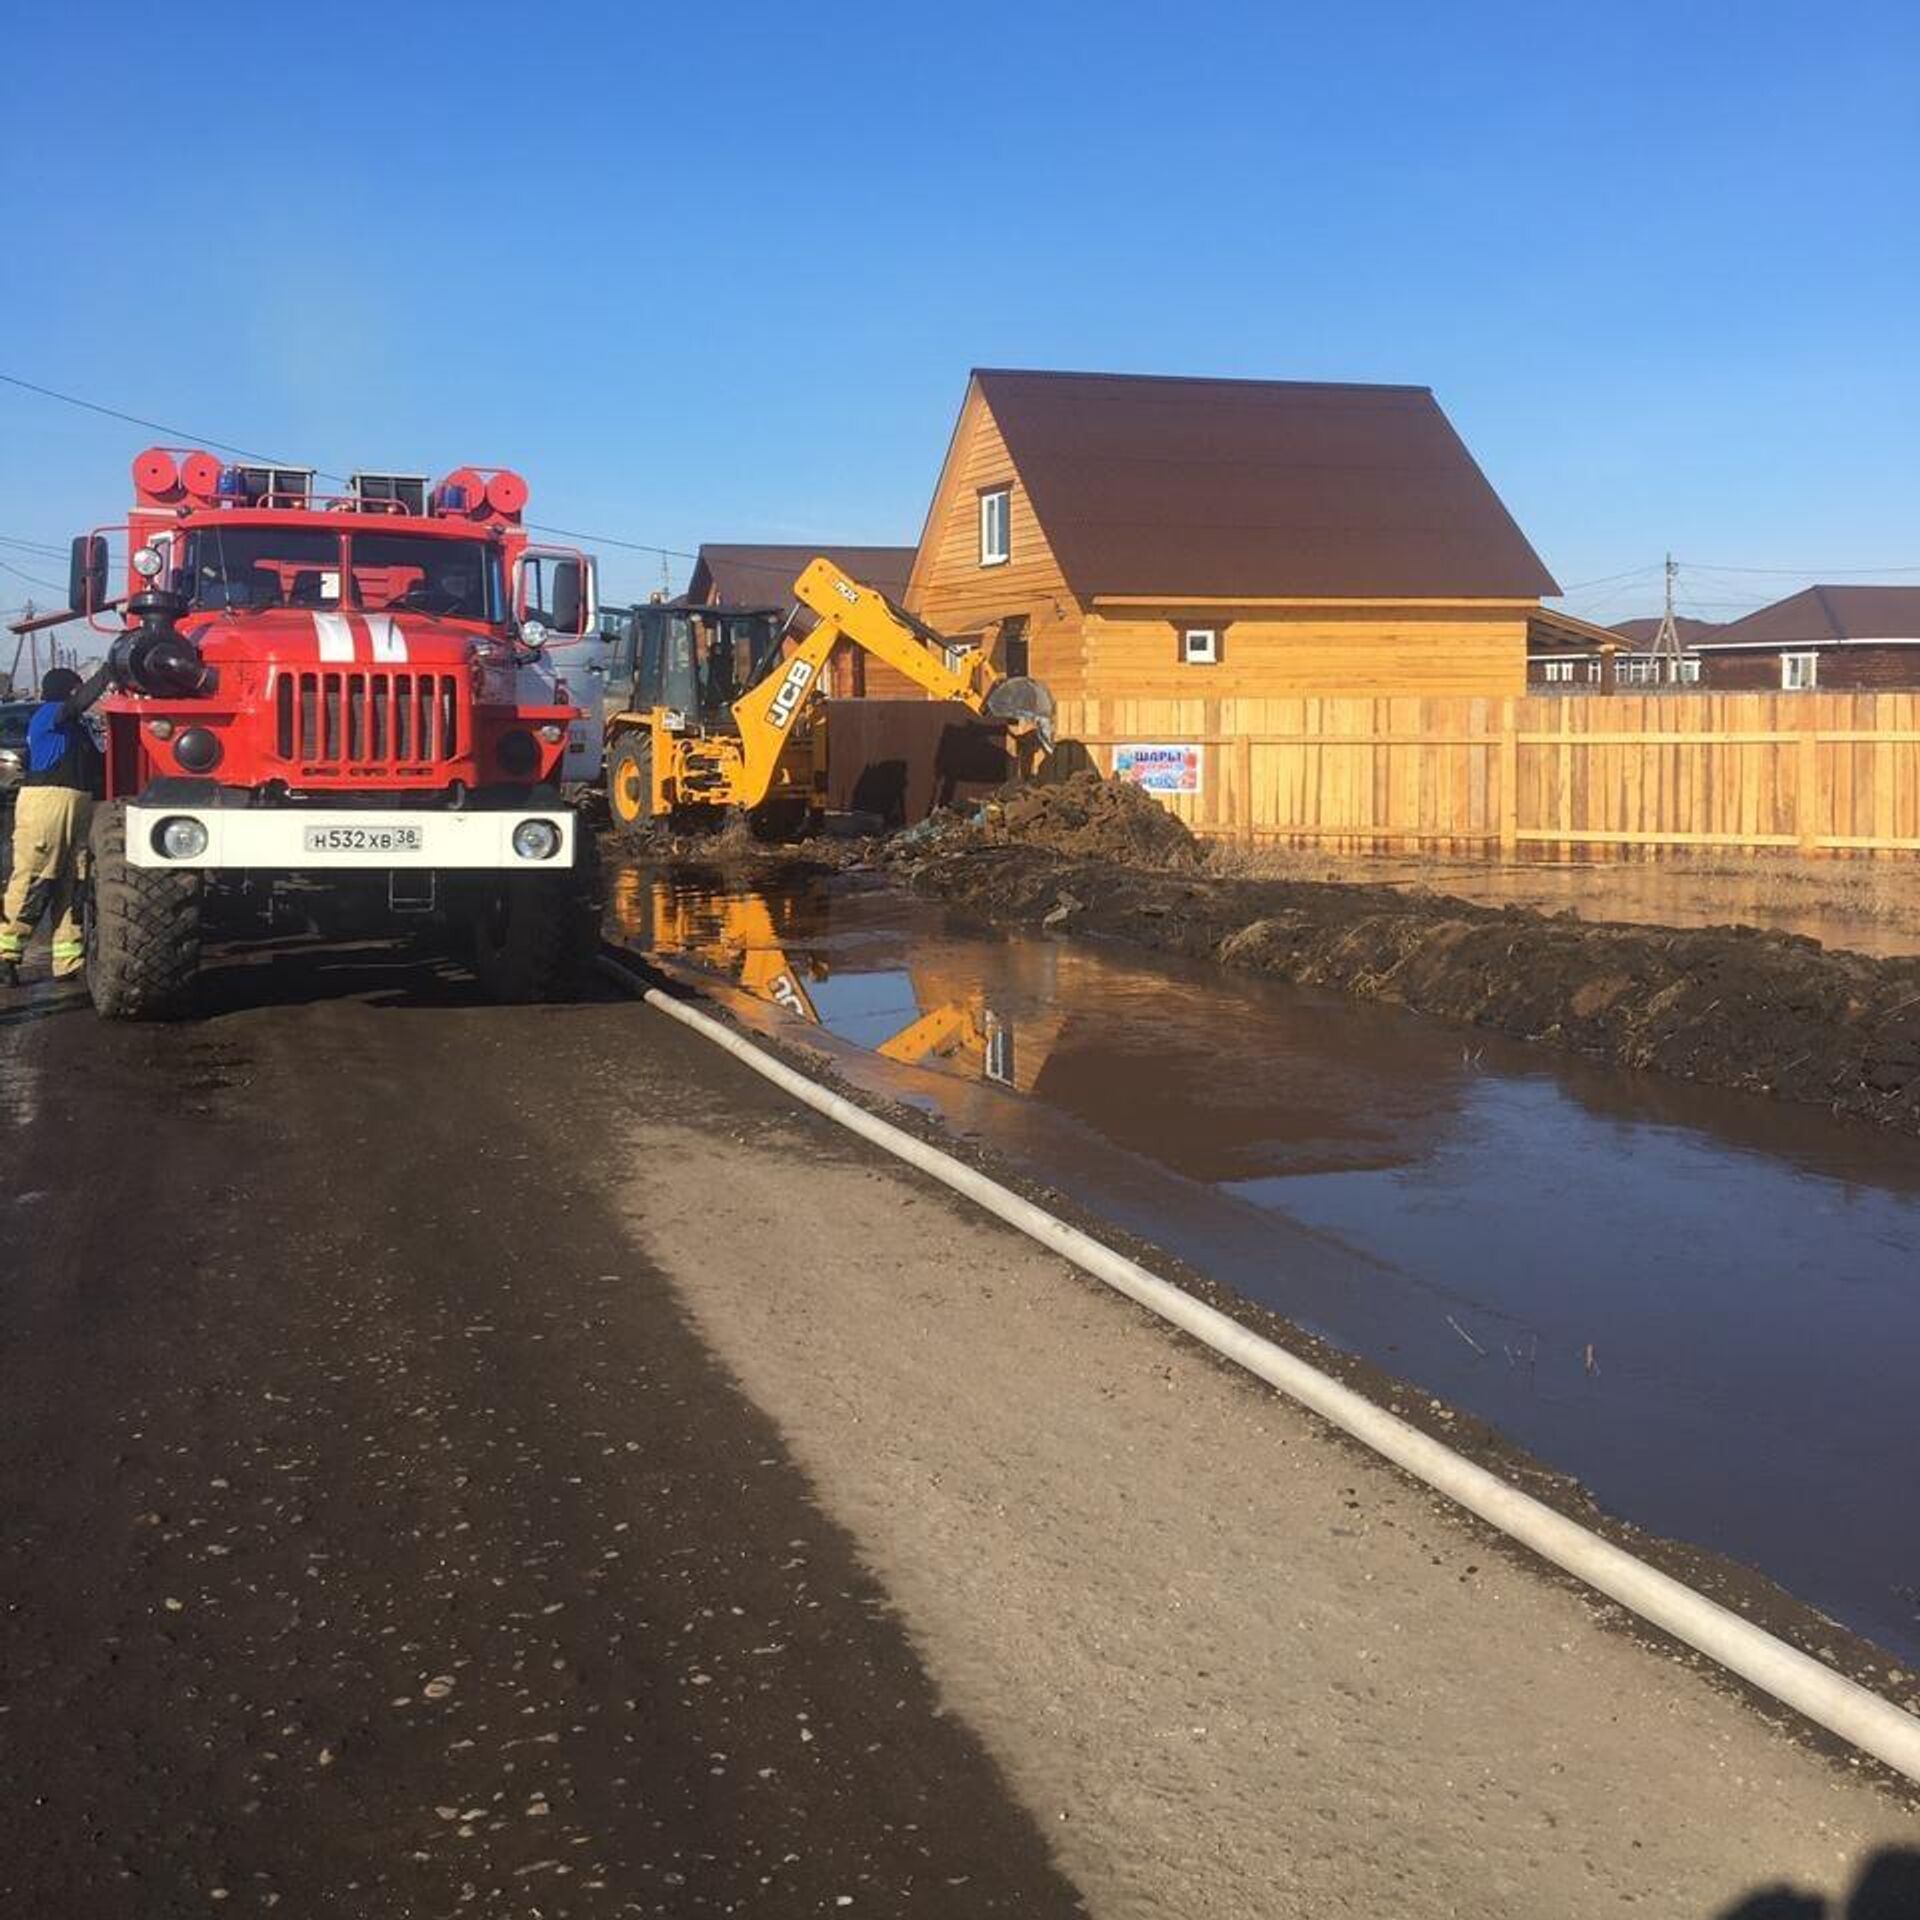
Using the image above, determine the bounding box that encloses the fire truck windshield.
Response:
[185,528,502,622]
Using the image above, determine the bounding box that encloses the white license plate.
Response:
[302,824,425,855]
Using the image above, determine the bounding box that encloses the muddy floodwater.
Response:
[609,865,1920,1664]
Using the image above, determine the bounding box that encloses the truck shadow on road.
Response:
[1721,1849,1920,1919]
[191,936,622,1017]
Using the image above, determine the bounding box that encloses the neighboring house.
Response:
[887,368,1559,703]
[1691,587,1920,691]
[684,543,914,618]
[685,542,915,696]
[1525,608,1715,688]
[1527,606,1639,687]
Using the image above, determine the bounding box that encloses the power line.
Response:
[1680,559,1920,577]
[0,371,306,469]
[0,554,62,591]
[1552,561,1665,596]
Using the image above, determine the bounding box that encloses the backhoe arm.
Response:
[723,557,1050,812]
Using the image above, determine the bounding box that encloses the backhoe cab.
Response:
[601,559,1052,838]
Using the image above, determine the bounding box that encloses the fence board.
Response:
[1050,692,1920,856]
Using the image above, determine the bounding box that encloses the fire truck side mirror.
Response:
[69,535,108,616]
[548,561,584,637]
[514,550,591,639]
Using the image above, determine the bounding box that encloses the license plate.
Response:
[302,824,425,854]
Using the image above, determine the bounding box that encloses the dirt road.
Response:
[2,937,1916,1916]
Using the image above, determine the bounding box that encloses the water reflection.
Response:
[610,864,1920,1661]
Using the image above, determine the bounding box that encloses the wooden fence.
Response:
[1052,693,1920,855]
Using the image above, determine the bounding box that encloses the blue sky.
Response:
[2,0,1915,627]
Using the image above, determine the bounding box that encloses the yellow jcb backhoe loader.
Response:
[600,557,1052,838]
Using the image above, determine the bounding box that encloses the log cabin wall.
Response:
[1080,604,1530,700]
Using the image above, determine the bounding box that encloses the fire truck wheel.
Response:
[85,801,203,1020]
[606,731,654,843]
[470,836,599,1004]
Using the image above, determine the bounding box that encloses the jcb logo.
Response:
[767,659,815,729]
[832,575,859,605]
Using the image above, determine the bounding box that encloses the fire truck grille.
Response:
[275,670,461,772]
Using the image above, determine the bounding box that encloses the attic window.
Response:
[1181,627,1219,666]
[979,488,1010,568]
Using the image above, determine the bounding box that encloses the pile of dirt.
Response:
[917,771,1201,868]
[892,841,1920,1135]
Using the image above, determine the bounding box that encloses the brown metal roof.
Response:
[1608,615,1721,646]
[686,544,914,610]
[972,369,1559,602]
[1691,586,1920,649]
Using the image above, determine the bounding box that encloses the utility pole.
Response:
[1648,553,1685,683]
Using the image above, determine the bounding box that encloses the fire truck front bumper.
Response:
[124,804,576,871]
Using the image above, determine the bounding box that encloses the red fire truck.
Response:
[67,450,599,1017]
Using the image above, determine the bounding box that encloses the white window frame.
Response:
[1781,651,1818,691]
[1540,659,1576,684]
[1676,656,1701,684]
[978,488,1010,568]
[1181,626,1219,666]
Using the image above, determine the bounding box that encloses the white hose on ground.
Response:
[601,955,1920,1785]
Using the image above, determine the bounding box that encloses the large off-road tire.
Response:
[606,729,655,844]
[470,833,600,1004]
[85,801,203,1020]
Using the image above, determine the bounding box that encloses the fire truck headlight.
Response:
[173,726,222,773]
[511,820,560,861]
[154,816,209,861]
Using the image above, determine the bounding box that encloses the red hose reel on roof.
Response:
[131,446,225,505]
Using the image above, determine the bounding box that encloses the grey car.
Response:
[0,701,35,799]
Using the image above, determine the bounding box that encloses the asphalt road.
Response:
[5,927,1919,1919]
[0,940,1084,1917]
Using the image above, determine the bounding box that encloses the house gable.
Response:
[895,378,1083,696]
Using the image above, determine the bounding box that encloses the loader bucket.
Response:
[984,675,1056,751]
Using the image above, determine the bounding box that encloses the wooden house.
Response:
[877,369,1560,701]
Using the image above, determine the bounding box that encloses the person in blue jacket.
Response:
[1,663,110,985]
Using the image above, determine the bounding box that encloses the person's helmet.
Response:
[41,667,81,701]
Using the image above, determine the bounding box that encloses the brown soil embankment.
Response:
[891,775,1920,1134]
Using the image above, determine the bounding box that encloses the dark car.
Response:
[0,701,34,799]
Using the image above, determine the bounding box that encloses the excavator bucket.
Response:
[984,674,1056,750]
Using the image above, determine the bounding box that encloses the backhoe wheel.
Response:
[85,800,203,1020]
[607,730,655,843]
[470,833,600,1004]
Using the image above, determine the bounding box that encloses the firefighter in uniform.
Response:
[1,663,111,985]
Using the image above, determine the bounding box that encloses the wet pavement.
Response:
[611,864,1920,1666]
[0,946,1084,1916]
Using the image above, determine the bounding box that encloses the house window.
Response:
[1541,659,1576,684]
[997,614,1030,678]
[1677,657,1701,684]
[979,488,1010,567]
[1181,627,1219,666]
[1587,660,1603,684]
[1782,651,1818,691]
[1617,656,1660,685]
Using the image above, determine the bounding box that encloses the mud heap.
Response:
[937,771,1201,868]
[892,830,1920,1136]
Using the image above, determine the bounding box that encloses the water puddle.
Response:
[610,864,1920,1662]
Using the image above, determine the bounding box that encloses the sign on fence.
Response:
[1115,743,1204,796]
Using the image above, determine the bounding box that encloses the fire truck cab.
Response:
[69,449,601,1017]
